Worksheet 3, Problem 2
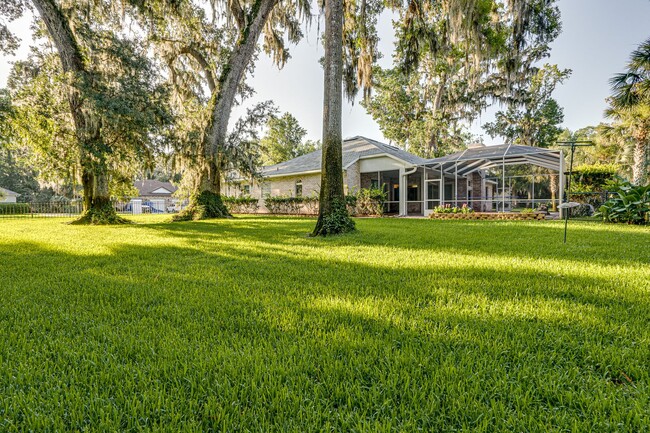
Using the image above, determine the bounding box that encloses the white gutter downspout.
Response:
[401,166,418,216]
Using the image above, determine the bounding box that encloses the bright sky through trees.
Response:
[1,0,649,144]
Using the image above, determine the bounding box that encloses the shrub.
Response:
[569,164,620,207]
[302,195,319,215]
[596,182,650,224]
[318,199,355,235]
[223,196,260,214]
[347,188,386,216]
[431,204,474,214]
[0,203,30,215]
[265,196,305,214]
[263,188,386,216]
[570,203,595,217]
[571,163,619,189]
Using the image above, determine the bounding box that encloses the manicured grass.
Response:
[1,216,649,432]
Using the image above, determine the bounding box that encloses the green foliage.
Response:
[318,199,355,236]
[259,113,317,165]
[3,20,172,202]
[174,190,230,221]
[262,189,385,216]
[361,67,471,158]
[431,204,474,214]
[264,195,317,214]
[606,38,650,185]
[569,164,620,206]
[72,199,130,225]
[484,65,570,147]
[1,216,648,430]
[0,203,30,215]
[597,182,650,224]
[347,187,386,216]
[222,195,260,214]
[368,1,563,157]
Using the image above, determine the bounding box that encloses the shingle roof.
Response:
[134,180,178,196]
[0,186,19,196]
[260,136,429,177]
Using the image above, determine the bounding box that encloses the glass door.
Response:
[426,180,441,210]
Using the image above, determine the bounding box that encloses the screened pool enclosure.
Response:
[409,144,565,216]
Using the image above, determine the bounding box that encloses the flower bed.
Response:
[429,212,546,221]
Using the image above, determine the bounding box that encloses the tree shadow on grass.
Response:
[137,216,650,272]
[1,224,648,431]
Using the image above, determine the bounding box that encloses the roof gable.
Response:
[151,187,172,194]
[0,187,19,196]
[134,180,178,196]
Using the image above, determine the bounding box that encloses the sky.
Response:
[1,0,649,145]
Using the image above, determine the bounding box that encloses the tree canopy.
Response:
[259,112,317,165]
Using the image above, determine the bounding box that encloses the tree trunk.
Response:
[178,0,279,220]
[549,173,557,211]
[631,137,648,186]
[31,0,124,224]
[311,0,354,236]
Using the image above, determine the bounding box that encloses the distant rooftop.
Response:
[134,180,178,196]
[0,186,19,196]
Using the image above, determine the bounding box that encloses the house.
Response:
[0,187,19,203]
[134,180,178,199]
[225,136,564,216]
[132,180,179,213]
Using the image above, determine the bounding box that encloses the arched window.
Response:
[295,179,303,197]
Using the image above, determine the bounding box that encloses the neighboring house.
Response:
[133,180,180,213]
[224,136,563,216]
[0,187,19,203]
[133,180,178,200]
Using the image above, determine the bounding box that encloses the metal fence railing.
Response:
[0,199,187,219]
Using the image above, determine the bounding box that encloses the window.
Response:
[295,179,303,197]
[242,184,250,195]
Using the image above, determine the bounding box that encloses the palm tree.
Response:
[608,38,650,185]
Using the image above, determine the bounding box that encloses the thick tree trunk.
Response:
[311,0,354,236]
[179,0,279,220]
[31,0,123,224]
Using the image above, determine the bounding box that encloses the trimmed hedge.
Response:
[264,196,318,214]
[223,196,260,214]
[0,203,31,215]
[262,189,386,216]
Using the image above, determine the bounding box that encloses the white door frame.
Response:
[424,179,441,216]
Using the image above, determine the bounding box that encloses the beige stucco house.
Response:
[225,136,487,216]
[224,136,564,216]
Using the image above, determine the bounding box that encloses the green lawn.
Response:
[1,216,649,432]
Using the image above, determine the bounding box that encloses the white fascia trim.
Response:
[351,152,416,170]
[262,169,322,179]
